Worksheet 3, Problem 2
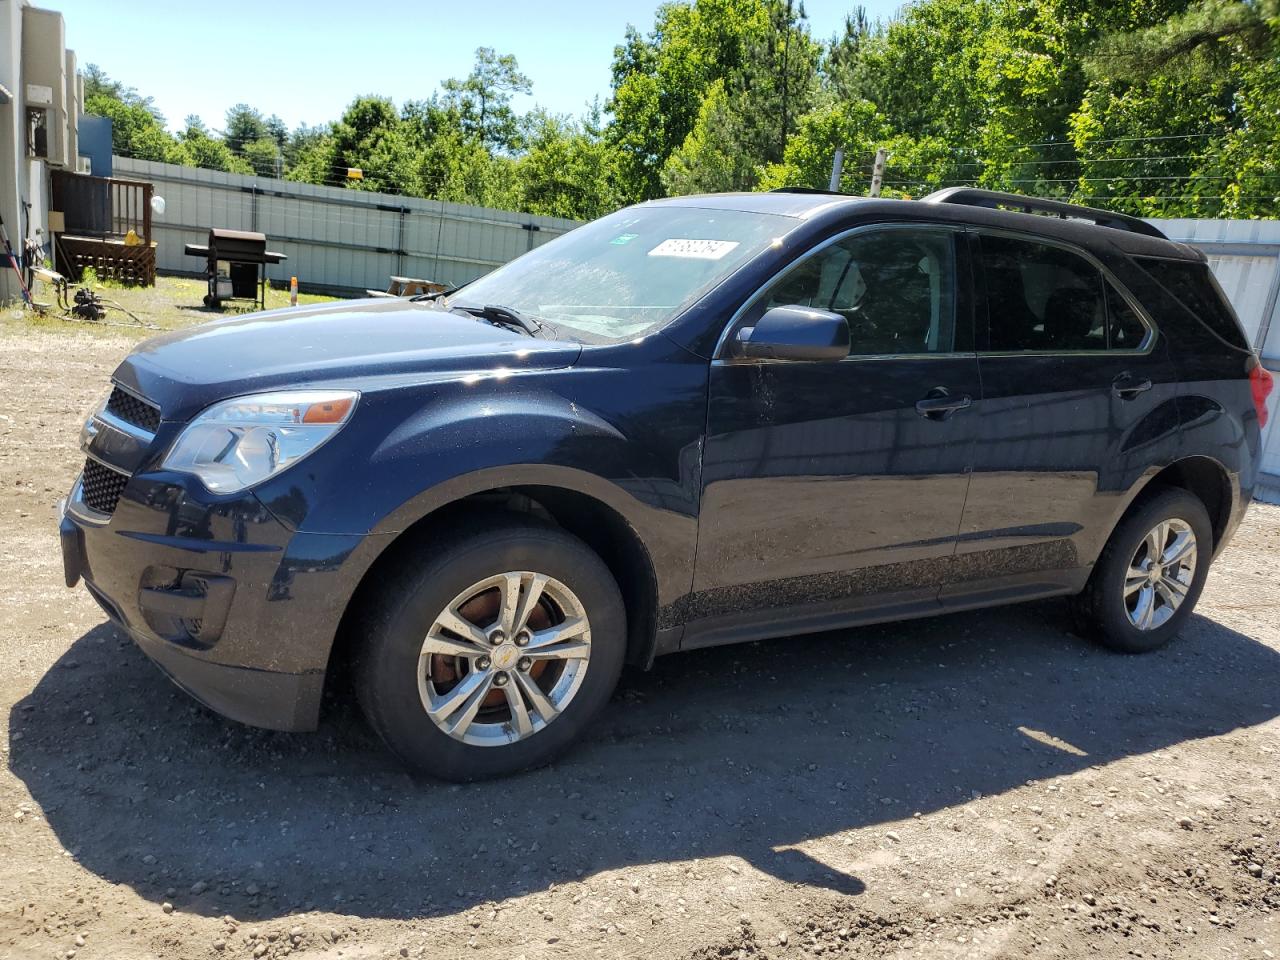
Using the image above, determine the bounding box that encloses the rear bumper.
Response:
[60,470,367,732]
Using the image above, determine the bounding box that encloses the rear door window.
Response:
[1106,284,1151,350]
[980,235,1150,352]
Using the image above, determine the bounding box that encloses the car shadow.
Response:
[9,600,1279,920]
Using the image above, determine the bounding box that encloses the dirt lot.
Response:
[1,314,1278,960]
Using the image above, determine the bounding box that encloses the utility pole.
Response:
[869,148,888,197]
[828,148,845,192]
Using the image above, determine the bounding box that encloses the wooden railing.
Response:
[50,171,157,285]
[51,171,153,243]
[109,178,153,242]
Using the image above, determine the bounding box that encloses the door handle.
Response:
[915,388,972,421]
[1112,374,1153,400]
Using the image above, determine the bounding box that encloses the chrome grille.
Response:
[106,387,160,432]
[81,458,130,515]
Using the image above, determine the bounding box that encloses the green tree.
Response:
[757,98,886,191]
[1075,0,1279,216]
[662,79,754,193]
[823,6,875,101]
[172,117,251,173]
[241,138,282,177]
[223,103,271,153]
[325,96,416,192]
[283,123,331,178]
[83,95,176,161]
[516,108,619,218]
[441,48,532,151]
[77,0,1280,221]
[607,0,771,202]
[736,0,820,165]
[82,63,163,120]
[264,115,289,149]
[418,129,519,208]
[82,64,177,161]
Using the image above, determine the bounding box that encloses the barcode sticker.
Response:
[647,238,740,260]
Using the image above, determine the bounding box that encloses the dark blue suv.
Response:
[60,188,1274,779]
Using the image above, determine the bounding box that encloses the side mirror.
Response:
[738,305,850,362]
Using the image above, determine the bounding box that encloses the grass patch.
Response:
[1,275,342,340]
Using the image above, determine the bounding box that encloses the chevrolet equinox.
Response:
[60,188,1274,780]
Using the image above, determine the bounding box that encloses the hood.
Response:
[112,298,582,421]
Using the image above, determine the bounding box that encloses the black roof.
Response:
[656,189,1204,262]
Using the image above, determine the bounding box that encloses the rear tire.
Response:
[1071,488,1213,653]
[354,518,626,780]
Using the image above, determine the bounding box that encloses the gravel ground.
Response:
[1,319,1278,960]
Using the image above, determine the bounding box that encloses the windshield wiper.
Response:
[409,285,458,302]
[452,303,545,337]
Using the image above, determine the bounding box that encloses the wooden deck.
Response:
[51,173,157,286]
[57,236,157,286]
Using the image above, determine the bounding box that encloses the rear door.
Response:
[954,231,1180,598]
[690,224,982,641]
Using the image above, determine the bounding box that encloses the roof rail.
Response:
[922,187,1167,239]
[769,186,848,196]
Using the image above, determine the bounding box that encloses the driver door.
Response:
[688,225,982,643]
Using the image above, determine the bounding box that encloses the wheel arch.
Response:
[1128,455,1235,553]
[326,475,661,704]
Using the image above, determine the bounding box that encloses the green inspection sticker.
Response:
[610,233,639,245]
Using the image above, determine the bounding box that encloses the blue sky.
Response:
[56,0,905,133]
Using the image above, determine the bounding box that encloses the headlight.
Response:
[162,390,358,494]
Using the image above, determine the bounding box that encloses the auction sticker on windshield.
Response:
[648,238,740,260]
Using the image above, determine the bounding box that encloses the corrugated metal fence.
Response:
[112,156,581,295]
[1149,219,1280,500]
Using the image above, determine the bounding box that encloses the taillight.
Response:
[1250,360,1274,428]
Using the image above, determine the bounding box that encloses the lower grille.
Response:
[81,458,129,515]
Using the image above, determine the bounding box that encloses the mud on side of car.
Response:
[61,187,1274,780]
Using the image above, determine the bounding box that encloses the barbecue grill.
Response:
[183,228,287,310]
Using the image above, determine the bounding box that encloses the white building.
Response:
[0,0,83,303]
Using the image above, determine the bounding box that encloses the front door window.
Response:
[743,229,960,356]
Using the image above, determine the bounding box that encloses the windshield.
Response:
[448,205,795,343]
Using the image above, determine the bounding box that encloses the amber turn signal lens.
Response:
[303,397,355,424]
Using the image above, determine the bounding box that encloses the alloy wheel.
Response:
[1123,518,1197,631]
[417,571,591,746]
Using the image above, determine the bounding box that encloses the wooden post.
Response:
[869,148,888,198]
[142,182,153,244]
[828,148,845,192]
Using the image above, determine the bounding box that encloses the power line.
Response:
[947,153,1217,170]
[989,131,1226,150]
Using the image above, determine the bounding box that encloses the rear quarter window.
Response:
[1136,257,1249,351]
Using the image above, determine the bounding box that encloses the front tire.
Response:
[355,519,626,780]
[1071,488,1213,653]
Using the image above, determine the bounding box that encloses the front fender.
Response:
[252,350,708,612]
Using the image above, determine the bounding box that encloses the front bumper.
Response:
[60,469,366,732]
